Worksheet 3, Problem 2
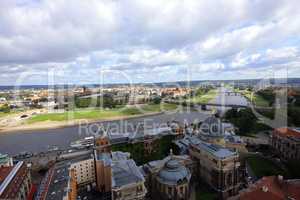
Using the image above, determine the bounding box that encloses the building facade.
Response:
[111,159,147,200]
[141,154,194,200]
[271,127,300,160]
[188,138,243,199]
[69,158,95,186]
[155,159,191,200]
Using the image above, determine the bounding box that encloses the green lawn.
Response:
[27,103,178,124]
[237,89,269,107]
[187,89,217,104]
[247,155,288,178]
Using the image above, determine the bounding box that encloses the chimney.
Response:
[277,175,284,188]
[262,186,269,192]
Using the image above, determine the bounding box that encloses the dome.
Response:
[157,159,191,186]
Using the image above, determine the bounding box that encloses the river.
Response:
[0,111,211,155]
[0,87,249,156]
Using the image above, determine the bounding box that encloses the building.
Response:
[230,176,300,200]
[111,159,147,200]
[271,127,300,160]
[95,150,147,200]
[187,136,243,199]
[0,153,13,167]
[95,136,111,154]
[95,152,112,196]
[69,157,95,186]
[141,153,194,200]
[0,161,32,200]
[35,154,95,200]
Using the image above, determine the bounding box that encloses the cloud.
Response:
[0,0,300,85]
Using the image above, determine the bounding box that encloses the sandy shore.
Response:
[0,112,164,134]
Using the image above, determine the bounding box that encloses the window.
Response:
[168,187,172,195]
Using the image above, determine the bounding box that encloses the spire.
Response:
[170,149,173,157]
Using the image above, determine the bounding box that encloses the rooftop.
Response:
[0,167,13,185]
[177,136,237,159]
[0,161,24,197]
[199,142,237,159]
[157,159,191,186]
[238,176,300,200]
[43,153,93,200]
[274,127,300,139]
[0,153,10,165]
[112,159,144,189]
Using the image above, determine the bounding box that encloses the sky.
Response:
[0,0,300,85]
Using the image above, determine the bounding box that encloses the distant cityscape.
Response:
[1,79,300,200]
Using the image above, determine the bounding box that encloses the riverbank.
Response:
[0,103,180,134]
[0,111,166,134]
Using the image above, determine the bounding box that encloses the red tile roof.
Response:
[273,127,300,138]
[239,176,300,200]
[0,167,13,184]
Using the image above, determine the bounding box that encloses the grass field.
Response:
[27,103,179,124]
[187,89,217,104]
[235,89,269,107]
[247,155,288,178]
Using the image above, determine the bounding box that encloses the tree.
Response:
[152,96,161,104]
[224,108,257,135]
[0,104,10,113]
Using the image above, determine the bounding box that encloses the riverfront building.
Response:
[174,135,243,199]
[271,127,300,160]
[38,150,146,200]
[95,150,147,200]
[35,154,94,200]
[0,161,32,200]
[141,154,193,200]
[188,138,243,199]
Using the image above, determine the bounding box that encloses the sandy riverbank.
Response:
[0,111,165,134]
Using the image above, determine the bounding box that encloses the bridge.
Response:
[164,100,250,108]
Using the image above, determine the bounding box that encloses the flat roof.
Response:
[112,159,144,188]
[197,142,237,159]
[177,136,237,159]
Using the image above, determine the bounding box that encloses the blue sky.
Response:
[0,0,300,85]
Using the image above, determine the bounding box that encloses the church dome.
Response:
[157,159,191,186]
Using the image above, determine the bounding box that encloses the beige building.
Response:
[111,159,147,200]
[69,157,95,186]
[271,127,300,160]
[95,150,147,200]
[141,154,194,200]
[188,137,243,199]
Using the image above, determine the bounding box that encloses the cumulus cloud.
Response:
[0,0,300,84]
